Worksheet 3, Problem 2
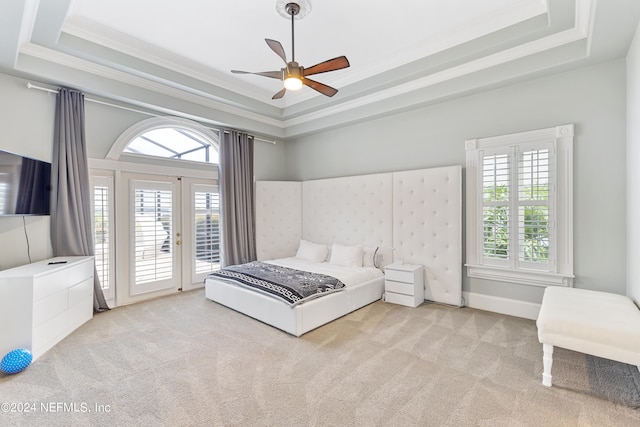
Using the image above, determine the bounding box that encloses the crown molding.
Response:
[283,26,589,130]
[18,42,286,130]
[19,19,590,140]
[13,0,595,140]
[59,3,551,110]
[61,18,275,103]
[333,1,549,91]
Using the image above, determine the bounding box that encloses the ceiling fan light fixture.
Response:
[284,76,303,90]
[231,0,349,99]
[284,62,303,90]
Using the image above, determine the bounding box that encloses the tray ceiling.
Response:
[1,0,639,139]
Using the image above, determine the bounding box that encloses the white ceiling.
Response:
[1,0,639,140]
[64,0,546,103]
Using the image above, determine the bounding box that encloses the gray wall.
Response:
[0,72,287,270]
[0,73,55,269]
[0,57,630,307]
[627,22,640,304]
[286,60,628,304]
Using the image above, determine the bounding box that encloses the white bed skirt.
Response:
[205,276,384,336]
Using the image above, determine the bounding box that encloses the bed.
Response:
[206,166,462,336]
[205,242,385,336]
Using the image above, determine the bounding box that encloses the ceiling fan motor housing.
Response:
[285,62,303,79]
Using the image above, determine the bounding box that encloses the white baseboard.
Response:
[462,291,541,320]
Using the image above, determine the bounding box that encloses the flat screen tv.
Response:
[0,149,51,216]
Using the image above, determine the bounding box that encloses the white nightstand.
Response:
[384,263,425,307]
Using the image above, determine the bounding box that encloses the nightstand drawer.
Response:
[385,268,417,283]
[385,280,415,296]
[385,292,421,307]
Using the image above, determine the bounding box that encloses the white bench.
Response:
[536,286,640,387]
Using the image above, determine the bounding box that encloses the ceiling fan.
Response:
[231,1,350,99]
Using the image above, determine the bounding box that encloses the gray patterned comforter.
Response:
[208,261,345,306]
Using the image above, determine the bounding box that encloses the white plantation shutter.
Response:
[133,182,173,284]
[482,152,510,263]
[0,175,9,214]
[93,177,110,289]
[91,174,115,301]
[194,186,220,275]
[517,145,554,268]
[480,143,553,270]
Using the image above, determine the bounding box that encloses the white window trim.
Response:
[465,124,574,287]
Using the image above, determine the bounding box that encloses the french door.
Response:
[180,178,221,291]
[116,173,220,305]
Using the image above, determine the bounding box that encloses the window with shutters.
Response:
[465,125,574,287]
[90,173,115,304]
[194,187,220,274]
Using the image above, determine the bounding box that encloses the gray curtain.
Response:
[51,88,109,312]
[219,129,256,267]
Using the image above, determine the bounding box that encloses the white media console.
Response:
[0,256,94,361]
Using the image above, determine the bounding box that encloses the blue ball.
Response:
[0,348,32,374]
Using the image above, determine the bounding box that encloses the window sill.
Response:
[465,264,573,287]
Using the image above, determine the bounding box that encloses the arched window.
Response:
[106,117,219,164]
[124,127,219,163]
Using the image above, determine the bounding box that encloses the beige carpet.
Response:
[1,289,639,426]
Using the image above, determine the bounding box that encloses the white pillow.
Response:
[295,240,328,263]
[329,243,364,267]
[363,246,378,267]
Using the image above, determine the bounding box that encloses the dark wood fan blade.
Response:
[231,70,282,79]
[265,39,287,64]
[272,88,287,99]
[302,77,338,97]
[303,56,350,77]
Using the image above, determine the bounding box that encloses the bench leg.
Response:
[542,343,553,387]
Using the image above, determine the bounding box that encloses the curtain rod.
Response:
[26,82,277,145]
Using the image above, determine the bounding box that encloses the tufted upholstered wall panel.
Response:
[255,181,302,261]
[393,166,462,306]
[301,174,394,261]
[255,165,462,306]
